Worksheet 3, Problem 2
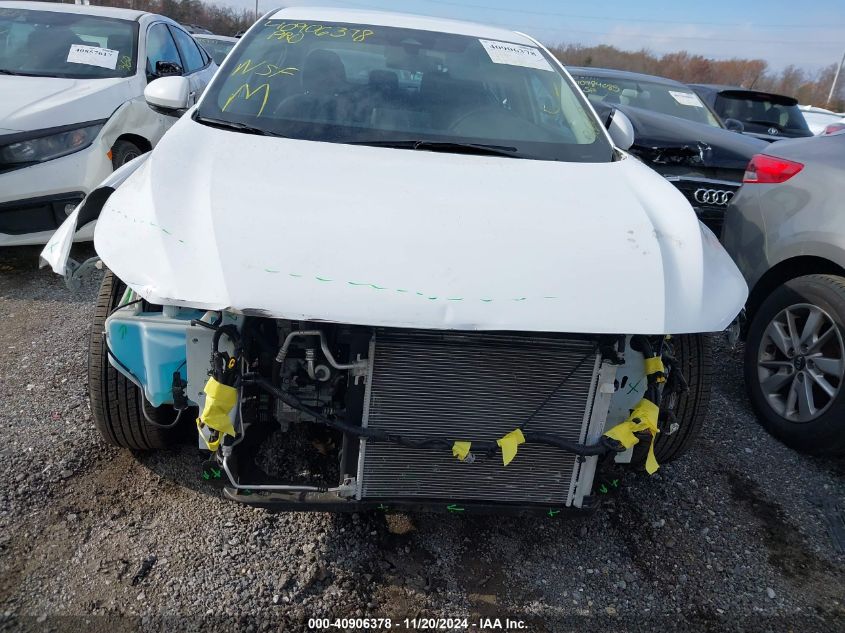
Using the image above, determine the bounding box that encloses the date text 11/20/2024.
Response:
[308,617,528,630]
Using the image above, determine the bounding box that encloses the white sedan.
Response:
[0,1,217,245]
[42,7,747,514]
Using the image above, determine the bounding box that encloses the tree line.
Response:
[74,0,256,36]
[551,44,843,110]
[41,1,843,109]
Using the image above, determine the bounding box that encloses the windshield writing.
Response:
[196,19,612,162]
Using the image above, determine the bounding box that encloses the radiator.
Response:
[357,329,606,506]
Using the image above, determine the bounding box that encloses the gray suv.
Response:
[723,132,845,455]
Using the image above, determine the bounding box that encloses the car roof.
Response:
[194,34,239,43]
[567,66,689,88]
[266,6,537,45]
[691,84,747,93]
[3,0,149,21]
[691,84,799,106]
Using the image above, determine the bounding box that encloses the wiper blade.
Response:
[194,114,286,137]
[349,139,519,157]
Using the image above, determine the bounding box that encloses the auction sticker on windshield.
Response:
[479,39,553,71]
[66,44,119,70]
[669,90,704,107]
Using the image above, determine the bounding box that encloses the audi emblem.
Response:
[693,188,735,206]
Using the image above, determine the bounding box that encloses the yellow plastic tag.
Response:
[197,377,238,448]
[196,418,222,451]
[604,398,661,474]
[643,357,666,382]
[452,441,472,461]
[497,429,526,466]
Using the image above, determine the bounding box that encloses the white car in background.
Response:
[0,1,217,246]
[799,105,845,135]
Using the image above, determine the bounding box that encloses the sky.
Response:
[218,0,845,72]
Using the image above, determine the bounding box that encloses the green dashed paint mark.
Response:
[258,268,563,304]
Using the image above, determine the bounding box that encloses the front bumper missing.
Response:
[221,486,602,516]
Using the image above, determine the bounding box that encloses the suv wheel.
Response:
[745,274,845,455]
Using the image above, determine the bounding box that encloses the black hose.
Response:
[243,374,623,458]
[523,431,621,456]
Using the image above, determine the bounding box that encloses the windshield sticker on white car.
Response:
[66,44,119,70]
[669,90,704,107]
[479,39,554,72]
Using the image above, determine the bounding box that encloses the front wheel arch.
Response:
[746,256,845,335]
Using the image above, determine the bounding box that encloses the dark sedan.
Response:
[568,67,768,234]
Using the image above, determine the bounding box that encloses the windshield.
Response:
[572,73,722,128]
[0,8,137,79]
[714,93,811,137]
[196,17,612,162]
[195,36,235,65]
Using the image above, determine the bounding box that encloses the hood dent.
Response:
[93,117,748,335]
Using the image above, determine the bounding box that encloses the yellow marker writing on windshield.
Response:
[221,83,271,116]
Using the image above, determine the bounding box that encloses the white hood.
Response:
[0,76,130,131]
[92,115,747,334]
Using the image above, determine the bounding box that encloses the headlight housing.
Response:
[0,121,105,170]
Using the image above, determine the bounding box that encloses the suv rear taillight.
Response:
[743,153,804,184]
[823,122,845,135]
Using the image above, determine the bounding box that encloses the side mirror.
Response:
[144,76,190,115]
[605,108,635,151]
[724,118,745,133]
[154,60,183,78]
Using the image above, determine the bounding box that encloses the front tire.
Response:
[745,274,845,456]
[653,334,713,464]
[88,270,180,449]
[110,139,143,170]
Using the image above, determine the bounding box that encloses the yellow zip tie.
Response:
[643,356,666,382]
[452,441,472,461]
[196,418,222,451]
[497,429,525,466]
[604,398,661,474]
[196,377,238,451]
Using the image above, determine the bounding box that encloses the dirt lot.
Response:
[0,245,843,633]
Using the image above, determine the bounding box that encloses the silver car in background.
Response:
[723,132,845,455]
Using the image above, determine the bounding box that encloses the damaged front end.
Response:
[40,88,746,514]
[102,297,690,514]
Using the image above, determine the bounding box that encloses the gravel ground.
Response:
[0,244,843,633]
